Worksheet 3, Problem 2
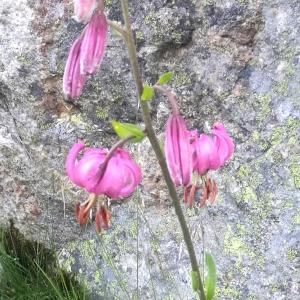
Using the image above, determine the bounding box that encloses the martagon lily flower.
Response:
[65,142,142,199]
[192,123,234,175]
[74,0,98,23]
[185,122,234,208]
[66,141,142,232]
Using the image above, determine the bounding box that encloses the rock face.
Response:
[0,0,299,299]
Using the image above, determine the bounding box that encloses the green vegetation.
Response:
[0,223,88,300]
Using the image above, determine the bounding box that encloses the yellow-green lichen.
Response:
[68,239,96,265]
[251,131,260,142]
[135,31,143,40]
[273,80,288,94]
[70,114,84,126]
[104,0,113,7]
[224,225,248,255]
[94,270,102,284]
[289,164,300,189]
[287,248,298,261]
[220,286,240,298]
[292,208,300,225]
[285,64,296,77]
[237,165,251,179]
[95,107,108,120]
[235,186,258,204]
[174,72,191,87]
[17,54,31,66]
[284,47,297,60]
[271,150,283,163]
[255,93,271,122]
[281,199,293,209]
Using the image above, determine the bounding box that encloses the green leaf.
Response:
[156,71,174,85]
[141,84,154,101]
[112,120,145,142]
[191,271,200,291]
[205,253,216,300]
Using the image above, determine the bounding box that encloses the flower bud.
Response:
[165,114,192,186]
[80,11,108,75]
[63,38,86,99]
[74,0,98,23]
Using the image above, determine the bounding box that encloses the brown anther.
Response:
[184,184,199,209]
[75,194,97,226]
[199,178,218,208]
[94,206,112,233]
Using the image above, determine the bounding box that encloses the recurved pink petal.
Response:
[65,142,85,187]
[118,151,142,197]
[212,123,234,165]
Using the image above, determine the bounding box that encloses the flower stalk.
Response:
[119,0,206,298]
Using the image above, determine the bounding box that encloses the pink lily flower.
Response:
[63,38,87,99]
[80,11,108,75]
[191,123,234,175]
[65,142,141,199]
[165,114,192,186]
[74,0,98,23]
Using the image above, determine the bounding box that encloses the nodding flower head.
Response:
[165,114,192,186]
[191,123,234,175]
[80,11,108,75]
[63,38,87,99]
[65,142,142,199]
[74,0,99,23]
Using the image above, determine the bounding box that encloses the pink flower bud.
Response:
[80,11,108,75]
[74,0,98,23]
[165,114,192,186]
[63,38,87,99]
[65,142,141,199]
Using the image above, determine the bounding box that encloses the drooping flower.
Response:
[74,0,98,23]
[80,11,108,75]
[191,123,234,175]
[165,114,192,186]
[63,38,87,99]
[65,142,141,199]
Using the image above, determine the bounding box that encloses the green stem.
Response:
[119,1,206,299]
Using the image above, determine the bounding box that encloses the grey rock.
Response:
[0,0,299,299]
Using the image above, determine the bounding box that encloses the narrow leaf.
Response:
[141,84,154,101]
[205,253,216,300]
[191,271,200,291]
[112,120,145,143]
[157,71,173,85]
